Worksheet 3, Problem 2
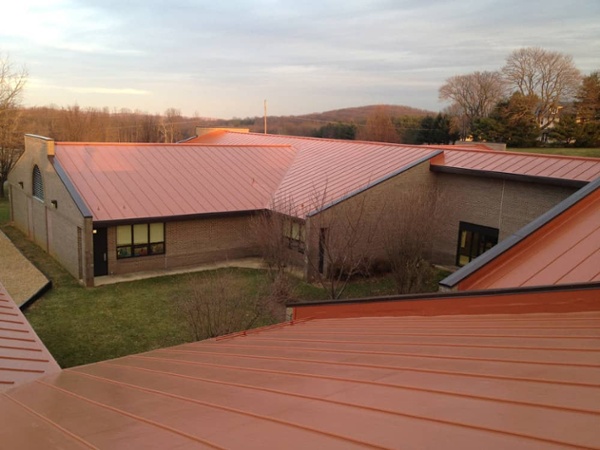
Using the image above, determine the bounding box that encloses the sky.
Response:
[2,0,599,119]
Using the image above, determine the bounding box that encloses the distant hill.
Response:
[197,104,438,138]
[296,104,435,123]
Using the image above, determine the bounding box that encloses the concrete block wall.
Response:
[8,136,89,283]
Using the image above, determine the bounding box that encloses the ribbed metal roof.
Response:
[1,308,599,449]
[430,149,600,183]
[0,284,60,393]
[452,180,600,291]
[55,143,296,222]
[189,132,440,216]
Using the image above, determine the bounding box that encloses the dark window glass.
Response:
[456,222,499,266]
[32,165,44,200]
[116,223,165,259]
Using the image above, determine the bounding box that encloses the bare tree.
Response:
[439,71,506,135]
[305,187,382,299]
[0,54,27,198]
[382,188,448,294]
[357,106,400,143]
[175,271,277,340]
[502,47,581,130]
[159,108,183,143]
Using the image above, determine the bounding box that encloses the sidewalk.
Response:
[0,230,49,307]
[94,257,270,286]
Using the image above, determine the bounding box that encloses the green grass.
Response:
[0,197,9,225]
[509,147,600,158]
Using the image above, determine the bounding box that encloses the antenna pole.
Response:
[264,99,267,134]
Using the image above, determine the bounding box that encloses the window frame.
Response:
[456,221,499,267]
[116,223,165,259]
[283,218,306,253]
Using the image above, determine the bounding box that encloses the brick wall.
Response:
[104,215,261,275]
[306,161,437,278]
[430,173,577,264]
[305,162,578,275]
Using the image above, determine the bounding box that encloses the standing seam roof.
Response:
[0,284,60,392]
[1,310,599,449]
[55,143,297,222]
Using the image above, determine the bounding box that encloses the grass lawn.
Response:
[0,197,9,224]
[509,147,600,158]
[1,198,449,368]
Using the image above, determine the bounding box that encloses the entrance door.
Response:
[93,228,108,276]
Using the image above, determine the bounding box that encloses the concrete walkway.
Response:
[94,257,271,286]
[0,230,49,307]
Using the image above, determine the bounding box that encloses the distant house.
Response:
[7,130,600,286]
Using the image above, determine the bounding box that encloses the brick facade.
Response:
[431,173,577,264]
[104,215,260,276]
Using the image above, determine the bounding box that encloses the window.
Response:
[283,219,305,253]
[32,165,44,200]
[456,222,499,266]
[116,223,165,259]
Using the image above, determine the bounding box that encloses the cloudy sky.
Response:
[2,0,599,118]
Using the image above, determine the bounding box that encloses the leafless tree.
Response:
[439,71,506,134]
[382,188,449,294]
[175,271,277,340]
[305,187,382,299]
[159,108,184,143]
[357,106,400,143]
[0,54,27,198]
[502,47,581,130]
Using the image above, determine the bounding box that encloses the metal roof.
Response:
[55,143,296,222]
[52,133,600,222]
[188,132,441,216]
[441,178,600,291]
[1,307,599,449]
[430,149,600,185]
[0,284,60,393]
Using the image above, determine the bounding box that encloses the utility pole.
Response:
[264,99,267,134]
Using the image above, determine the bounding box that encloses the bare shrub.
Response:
[175,271,277,340]
[306,189,382,299]
[382,188,448,294]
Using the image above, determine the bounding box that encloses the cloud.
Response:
[66,87,151,95]
[7,0,600,117]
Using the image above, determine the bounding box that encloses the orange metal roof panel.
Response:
[430,148,600,182]
[2,311,599,449]
[0,284,61,392]
[55,143,296,222]
[190,132,440,216]
[458,184,600,290]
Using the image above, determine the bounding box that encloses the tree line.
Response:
[439,47,599,148]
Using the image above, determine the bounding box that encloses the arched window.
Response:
[32,165,44,200]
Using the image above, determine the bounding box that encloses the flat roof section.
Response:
[1,311,599,449]
[0,283,60,393]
